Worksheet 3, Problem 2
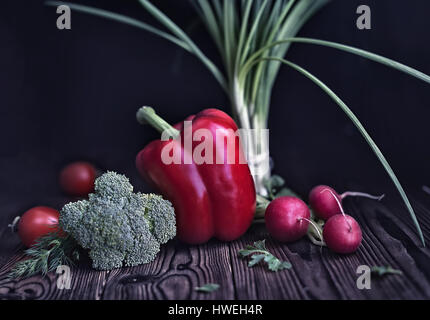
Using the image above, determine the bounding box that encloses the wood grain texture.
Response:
[1,193,430,300]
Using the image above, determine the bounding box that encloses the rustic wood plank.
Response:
[0,250,110,300]
[229,224,340,300]
[101,239,235,300]
[229,197,430,300]
[326,198,430,299]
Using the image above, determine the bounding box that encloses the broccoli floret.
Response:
[59,171,176,270]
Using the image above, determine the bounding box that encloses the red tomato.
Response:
[18,206,61,247]
[59,162,96,197]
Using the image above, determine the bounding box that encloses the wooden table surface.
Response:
[1,190,430,300]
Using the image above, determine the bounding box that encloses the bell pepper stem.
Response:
[137,106,180,139]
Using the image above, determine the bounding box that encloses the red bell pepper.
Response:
[136,107,256,244]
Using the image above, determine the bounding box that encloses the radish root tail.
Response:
[8,216,20,233]
[341,191,385,201]
[320,188,353,232]
[299,217,325,246]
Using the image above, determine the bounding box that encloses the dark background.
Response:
[1,0,429,217]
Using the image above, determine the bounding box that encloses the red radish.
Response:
[60,162,96,197]
[309,185,384,220]
[320,189,362,253]
[323,215,362,254]
[18,206,61,247]
[265,196,310,242]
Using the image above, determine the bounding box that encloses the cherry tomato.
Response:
[59,162,96,197]
[18,206,61,247]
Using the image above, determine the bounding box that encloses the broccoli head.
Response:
[59,171,176,270]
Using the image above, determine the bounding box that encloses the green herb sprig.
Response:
[371,266,403,277]
[239,240,291,272]
[8,233,79,279]
[195,283,220,293]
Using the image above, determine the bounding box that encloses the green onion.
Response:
[45,0,429,246]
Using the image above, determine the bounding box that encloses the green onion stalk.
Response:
[46,0,430,246]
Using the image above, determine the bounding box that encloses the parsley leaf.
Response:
[371,266,403,276]
[195,283,220,293]
[239,240,292,272]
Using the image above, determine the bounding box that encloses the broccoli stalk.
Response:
[60,171,176,270]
